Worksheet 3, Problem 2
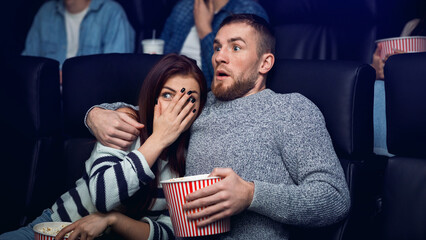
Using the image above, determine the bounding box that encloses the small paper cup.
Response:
[142,39,164,55]
[161,174,231,237]
[33,222,71,240]
[375,36,426,59]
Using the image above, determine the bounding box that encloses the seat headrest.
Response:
[62,53,163,138]
[0,56,60,137]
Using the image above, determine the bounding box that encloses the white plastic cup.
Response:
[375,36,426,60]
[161,174,231,237]
[142,39,165,55]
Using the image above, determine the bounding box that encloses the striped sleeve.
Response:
[87,142,155,212]
[142,214,175,240]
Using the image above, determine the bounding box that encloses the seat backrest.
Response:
[61,53,163,188]
[381,52,426,240]
[268,59,375,158]
[0,56,61,232]
[267,59,377,240]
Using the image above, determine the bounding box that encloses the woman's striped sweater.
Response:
[50,138,177,240]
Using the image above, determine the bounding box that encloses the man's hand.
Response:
[116,107,139,121]
[183,168,255,227]
[87,107,144,150]
[194,0,214,39]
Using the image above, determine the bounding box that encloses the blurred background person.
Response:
[160,0,269,88]
[22,0,135,83]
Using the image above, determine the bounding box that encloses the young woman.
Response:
[0,54,207,240]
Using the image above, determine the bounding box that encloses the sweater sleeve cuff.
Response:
[84,105,101,135]
[141,216,175,240]
[127,150,155,183]
[141,217,155,240]
[247,180,268,212]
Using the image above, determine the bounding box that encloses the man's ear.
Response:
[259,53,275,75]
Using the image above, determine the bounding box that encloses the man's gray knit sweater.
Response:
[185,89,350,239]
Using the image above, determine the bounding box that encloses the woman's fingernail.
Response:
[191,98,196,103]
[187,91,193,95]
[181,88,185,93]
[192,109,196,113]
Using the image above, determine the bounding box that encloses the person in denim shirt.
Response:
[160,0,269,88]
[22,0,135,68]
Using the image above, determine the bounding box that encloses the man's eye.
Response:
[233,46,241,51]
[162,93,173,99]
[214,46,222,51]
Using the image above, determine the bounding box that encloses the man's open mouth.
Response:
[216,69,230,78]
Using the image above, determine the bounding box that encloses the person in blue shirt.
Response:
[22,0,135,69]
[160,0,269,88]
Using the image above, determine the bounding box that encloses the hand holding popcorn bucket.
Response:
[161,174,231,237]
[375,36,426,60]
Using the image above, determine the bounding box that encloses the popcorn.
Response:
[40,224,71,237]
[34,222,72,239]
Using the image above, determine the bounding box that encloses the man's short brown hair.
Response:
[219,13,275,57]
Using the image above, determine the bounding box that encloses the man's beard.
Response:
[212,70,257,101]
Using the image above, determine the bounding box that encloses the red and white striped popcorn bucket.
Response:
[33,222,71,240]
[161,174,231,237]
[376,36,426,60]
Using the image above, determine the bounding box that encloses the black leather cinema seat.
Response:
[380,52,426,240]
[0,56,62,233]
[259,0,377,63]
[61,53,163,189]
[267,59,379,240]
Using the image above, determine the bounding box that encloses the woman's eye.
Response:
[161,92,173,99]
[214,46,221,51]
[233,46,241,51]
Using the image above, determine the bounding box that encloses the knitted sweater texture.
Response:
[185,89,350,239]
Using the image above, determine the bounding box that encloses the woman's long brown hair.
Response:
[121,54,207,219]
